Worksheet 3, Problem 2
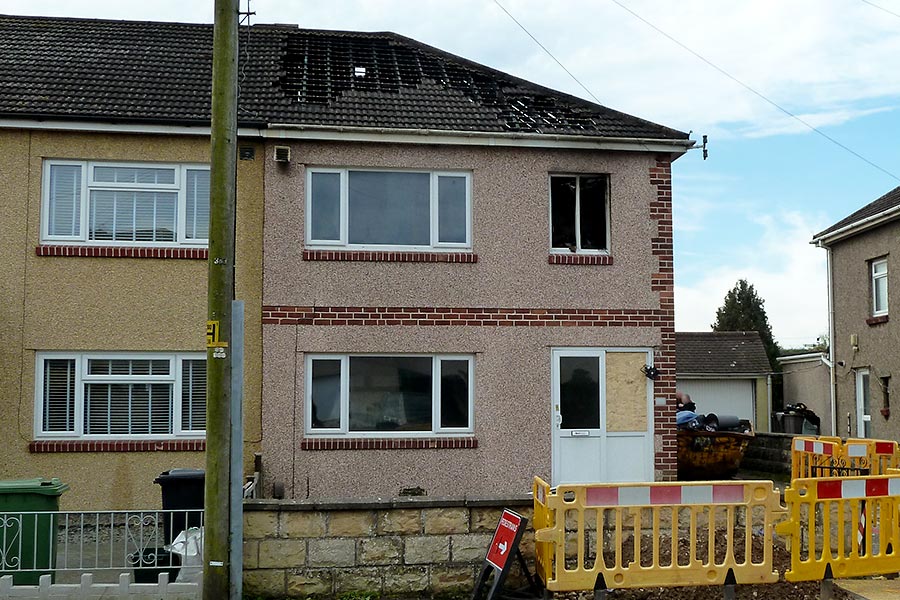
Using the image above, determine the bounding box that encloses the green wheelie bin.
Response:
[0,478,68,585]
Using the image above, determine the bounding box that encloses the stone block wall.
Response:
[740,432,794,476]
[243,496,533,598]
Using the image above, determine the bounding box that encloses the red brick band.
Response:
[301,437,478,451]
[548,254,613,265]
[263,305,673,327]
[303,249,477,263]
[29,439,206,453]
[35,245,208,260]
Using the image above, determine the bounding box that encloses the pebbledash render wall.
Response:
[829,220,899,440]
[242,496,533,598]
[260,141,677,499]
[0,128,265,509]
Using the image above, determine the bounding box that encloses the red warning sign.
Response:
[485,509,523,570]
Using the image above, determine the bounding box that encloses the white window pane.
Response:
[89,191,177,242]
[310,172,341,241]
[874,261,887,276]
[875,276,888,313]
[93,166,175,185]
[43,359,76,432]
[348,356,432,432]
[437,176,467,244]
[440,359,469,428]
[48,165,82,237]
[185,170,210,240]
[181,359,206,431]
[310,359,342,429]
[348,171,430,245]
[85,382,172,435]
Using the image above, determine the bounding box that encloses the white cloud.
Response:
[675,210,829,346]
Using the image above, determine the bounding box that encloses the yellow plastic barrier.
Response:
[532,477,784,591]
[776,474,900,581]
[532,477,555,588]
[792,436,842,480]
[792,436,900,480]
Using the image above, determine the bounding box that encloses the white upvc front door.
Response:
[551,348,654,485]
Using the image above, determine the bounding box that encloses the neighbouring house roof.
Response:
[813,186,900,245]
[776,352,827,365]
[0,14,690,142]
[675,331,771,376]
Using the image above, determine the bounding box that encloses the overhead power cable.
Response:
[859,0,900,20]
[607,0,899,182]
[491,0,604,106]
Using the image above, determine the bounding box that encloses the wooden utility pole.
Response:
[205,0,238,598]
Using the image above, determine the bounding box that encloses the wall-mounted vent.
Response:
[239,146,255,161]
[273,146,291,163]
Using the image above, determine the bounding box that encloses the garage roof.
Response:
[676,331,771,376]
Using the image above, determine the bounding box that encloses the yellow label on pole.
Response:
[207,320,228,348]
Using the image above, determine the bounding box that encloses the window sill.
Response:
[29,439,206,453]
[300,437,478,451]
[303,249,477,263]
[867,315,889,326]
[35,245,208,260]
[548,254,613,265]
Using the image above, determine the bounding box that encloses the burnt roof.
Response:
[814,186,900,241]
[675,331,771,376]
[0,14,689,139]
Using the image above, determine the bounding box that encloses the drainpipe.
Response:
[823,243,837,437]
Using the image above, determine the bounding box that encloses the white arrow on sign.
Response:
[498,541,508,555]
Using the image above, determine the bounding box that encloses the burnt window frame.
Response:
[548,173,611,255]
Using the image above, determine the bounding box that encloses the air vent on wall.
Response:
[273,146,291,163]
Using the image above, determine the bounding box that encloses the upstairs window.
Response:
[42,161,210,246]
[550,174,609,253]
[872,258,888,316]
[305,354,473,436]
[306,169,471,250]
[35,353,206,439]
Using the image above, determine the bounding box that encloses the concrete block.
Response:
[308,538,356,568]
[259,538,307,569]
[359,537,402,565]
[424,507,469,534]
[404,536,450,564]
[282,511,327,538]
[286,569,333,597]
[377,509,422,535]
[329,510,375,537]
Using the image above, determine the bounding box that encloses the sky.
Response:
[5,0,900,347]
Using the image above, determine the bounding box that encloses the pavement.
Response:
[835,577,900,600]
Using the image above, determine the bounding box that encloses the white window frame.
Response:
[548,173,611,255]
[33,352,206,439]
[305,168,472,251]
[40,160,210,247]
[856,368,872,438]
[872,258,888,316]
[304,353,474,437]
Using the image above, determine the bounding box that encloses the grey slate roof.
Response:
[675,331,771,376]
[814,186,900,241]
[0,14,689,140]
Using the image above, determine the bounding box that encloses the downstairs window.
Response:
[305,354,473,436]
[35,353,206,439]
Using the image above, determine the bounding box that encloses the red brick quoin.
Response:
[649,156,676,481]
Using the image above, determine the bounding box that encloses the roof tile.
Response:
[0,14,688,140]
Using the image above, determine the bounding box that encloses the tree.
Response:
[712,279,780,369]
